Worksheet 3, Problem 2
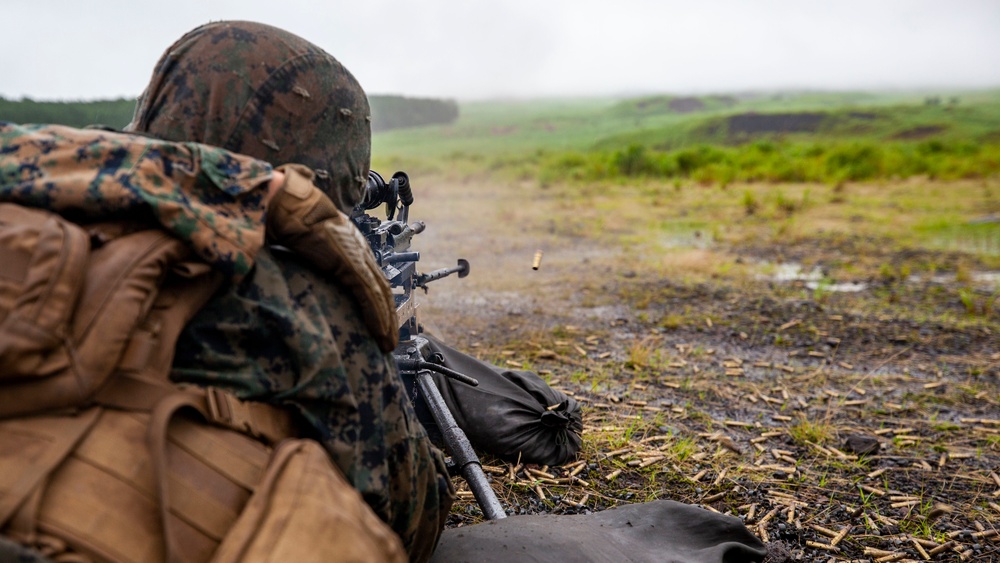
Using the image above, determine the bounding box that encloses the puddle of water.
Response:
[771,263,821,282]
[762,263,868,293]
[764,262,1000,292]
[975,272,1000,289]
[914,272,1000,290]
[805,280,869,292]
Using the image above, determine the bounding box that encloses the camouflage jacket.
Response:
[0,122,273,280]
[173,248,453,562]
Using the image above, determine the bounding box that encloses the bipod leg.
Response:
[414,370,507,520]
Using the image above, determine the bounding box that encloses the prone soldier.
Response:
[0,20,453,563]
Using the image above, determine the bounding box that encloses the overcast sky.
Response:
[3,0,999,102]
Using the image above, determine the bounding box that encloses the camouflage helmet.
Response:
[127,20,371,214]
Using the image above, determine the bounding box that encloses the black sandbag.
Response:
[430,500,769,563]
[413,335,583,466]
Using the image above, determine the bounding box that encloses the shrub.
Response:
[824,143,884,181]
[613,144,655,176]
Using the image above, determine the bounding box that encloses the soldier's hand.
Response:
[266,164,397,353]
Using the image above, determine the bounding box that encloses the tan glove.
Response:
[267,164,398,353]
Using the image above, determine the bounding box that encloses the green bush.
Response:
[613,144,655,176]
[824,143,884,181]
[532,138,998,186]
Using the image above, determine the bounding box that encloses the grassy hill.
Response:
[372,90,1000,185]
[599,96,1000,150]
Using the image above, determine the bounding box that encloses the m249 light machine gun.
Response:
[352,170,506,520]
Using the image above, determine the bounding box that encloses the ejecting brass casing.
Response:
[532,250,543,270]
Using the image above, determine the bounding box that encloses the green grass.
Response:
[374,89,1000,160]
[788,413,835,446]
[374,90,1000,190]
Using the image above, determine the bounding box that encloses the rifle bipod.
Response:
[356,170,503,519]
[396,337,507,520]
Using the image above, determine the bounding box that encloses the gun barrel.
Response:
[384,251,420,264]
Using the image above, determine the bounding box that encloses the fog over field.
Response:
[2,0,999,101]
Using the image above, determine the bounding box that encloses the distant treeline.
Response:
[368,95,458,133]
[0,98,137,129]
[0,95,458,132]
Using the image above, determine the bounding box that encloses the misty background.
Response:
[2,0,999,102]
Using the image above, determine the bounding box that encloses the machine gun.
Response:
[352,170,506,520]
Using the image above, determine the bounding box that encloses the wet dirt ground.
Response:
[405,174,999,561]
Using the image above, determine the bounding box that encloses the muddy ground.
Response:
[404,174,999,562]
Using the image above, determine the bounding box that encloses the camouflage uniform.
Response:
[130,21,454,562]
[0,122,273,281]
